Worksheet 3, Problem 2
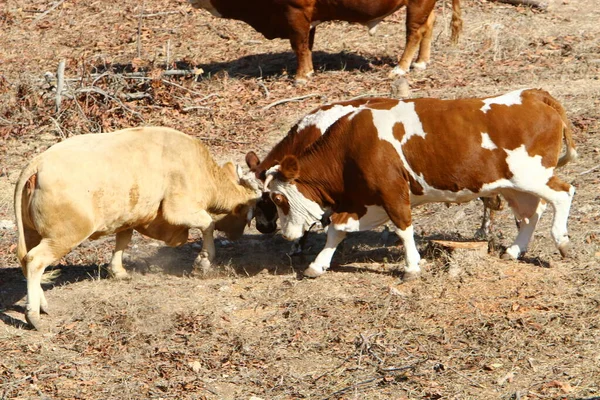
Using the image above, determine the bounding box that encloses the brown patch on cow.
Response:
[331,209,367,226]
[546,176,572,193]
[129,185,140,211]
[271,193,290,216]
[402,98,514,192]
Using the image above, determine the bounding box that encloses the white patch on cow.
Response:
[188,0,222,17]
[480,88,526,113]
[332,206,389,232]
[265,169,325,241]
[296,104,358,134]
[372,101,426,144]
[504,145,554,189]
[481,132,497,150]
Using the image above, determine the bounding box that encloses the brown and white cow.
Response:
[263,89,577,278]
[189,0,462,82]
[14,127,261,330]
[245,107,502,252]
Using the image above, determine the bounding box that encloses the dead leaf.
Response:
[545,380,574,393]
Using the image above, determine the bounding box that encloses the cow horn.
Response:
[246,208,254,227]
[263,174,274,192]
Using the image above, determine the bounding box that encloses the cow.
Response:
[14,127,261,331]
[262,89,577,279]
[189,0,463,82]
[245,113,504,254]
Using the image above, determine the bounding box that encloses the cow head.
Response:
[245,151,278,234]
[264,155,325,241]
[214,162,261,240]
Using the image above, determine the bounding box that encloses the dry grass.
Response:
[1,0,600,398]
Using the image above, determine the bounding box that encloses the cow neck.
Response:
[294,141,344,209]
[199,145,254,215]
[258,124,322,176]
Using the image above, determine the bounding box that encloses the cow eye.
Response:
[271,193,284,205]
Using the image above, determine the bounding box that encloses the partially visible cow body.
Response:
[189,0,462,82]
[263,89,577,278]
[14,127,260,330]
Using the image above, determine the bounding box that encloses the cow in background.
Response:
[189,0,462,82]
[263,89,577,279]
[14,127,261,330]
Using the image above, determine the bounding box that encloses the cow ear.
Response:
[232,203,247,216]
[245,151,261,171]
[279,155,300,181]
[222,162,237,182]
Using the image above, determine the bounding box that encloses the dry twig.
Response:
[492,0,548,10]
[262,93,322,111]
[30,0,67,24]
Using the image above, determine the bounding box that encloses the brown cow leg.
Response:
[290,28,314,83]
[390,3,436,76]
[413,10,436,70]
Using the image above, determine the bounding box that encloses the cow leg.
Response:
[179,209,216,275]
[23,239,71,331]
[391,4,436,76]
[501,191,546,260]
[384,190,422,280]
[108,229,133,280]
[289,23,314,83]
[304,226,346,278]
[475,202,493,239]
[412,10,436,70]
[544,177,575,257]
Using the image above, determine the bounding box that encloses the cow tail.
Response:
[540,91,578,167]
[14,161,38,270]
[450,0,463,45]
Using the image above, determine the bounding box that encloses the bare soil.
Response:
[1,0,599,399]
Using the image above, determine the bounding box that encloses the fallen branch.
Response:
[262,93,322,111]
[30,0,67,25]
[198,136,250,145]
[347,92,389,101]
[491,0,548,11]
[579,164,600,176]
[140,10,181,18]
[77,87,144,120]
[55,60,66,113]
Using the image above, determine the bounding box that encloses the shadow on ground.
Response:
[92,51,395,80]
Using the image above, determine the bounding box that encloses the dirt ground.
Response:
[1,0,599,398]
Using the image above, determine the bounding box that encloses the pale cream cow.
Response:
[14,127,261,330]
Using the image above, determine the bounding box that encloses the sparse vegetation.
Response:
[1,0,599,398]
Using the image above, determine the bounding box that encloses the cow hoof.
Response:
[402,270,420,282]
[412,61,427,70]
[191,256,213,278]
[294,77,309,86]
[40,303,50,315]
[558,241,571,258]
[500,251,517,261]
[25,312,44,332]
[474,228,489,240]
[110,271,131,281]
[303,265,325,278]
[389,66,408,77]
